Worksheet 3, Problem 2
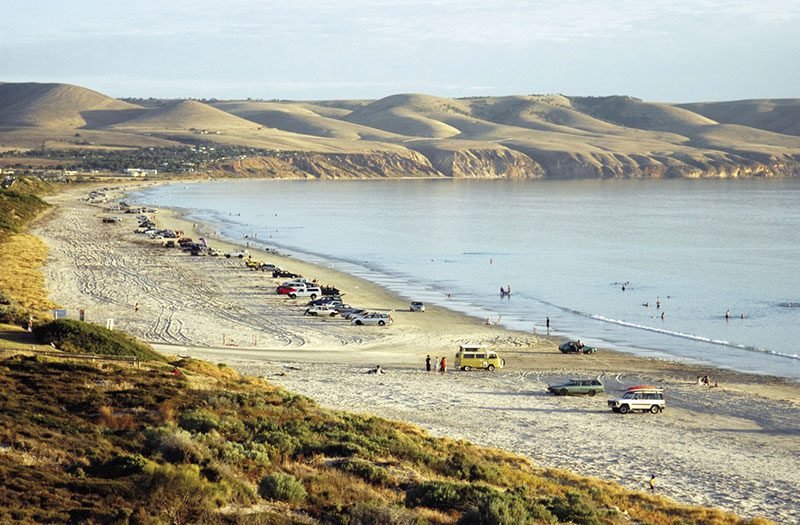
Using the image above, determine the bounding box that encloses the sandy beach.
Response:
[32,184,800,524]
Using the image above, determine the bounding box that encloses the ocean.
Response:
[131,178,800,381]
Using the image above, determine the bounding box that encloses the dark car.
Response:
[273,270,301,278]
[559,341,597,354]
[547,379,604,396]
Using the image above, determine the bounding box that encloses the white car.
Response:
[351,312,393,326]
[281,278,309,287]
[225,250,249,258]
[304,304,339,317]
[287,285,322,300]
[410,301,425,312]
[608,386,665,414]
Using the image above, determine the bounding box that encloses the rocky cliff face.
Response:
[206,150,443,179]
[410,146,544,178]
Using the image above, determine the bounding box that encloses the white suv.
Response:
[608,386,665,414]
[287,285,322,299]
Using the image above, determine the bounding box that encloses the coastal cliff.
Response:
[3,82,800,180]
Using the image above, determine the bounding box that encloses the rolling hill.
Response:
[1,81,799,179]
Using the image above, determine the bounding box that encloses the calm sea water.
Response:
[132,178,800,381]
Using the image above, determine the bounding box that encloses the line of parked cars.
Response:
[264,267,393,326]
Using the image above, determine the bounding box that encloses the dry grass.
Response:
[0,233,58,320]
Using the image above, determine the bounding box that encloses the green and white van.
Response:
[454,345,505,371]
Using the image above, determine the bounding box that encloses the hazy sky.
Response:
[2,0,799,102]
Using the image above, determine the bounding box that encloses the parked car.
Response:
[547,379,604,396]
[343,309,369,320]
[608,386,665,414]
[351,312,393,326]
[333,304,361,316]
[281,278,309,287]
[225,250,249,258]
[410,301,425,312]
[559,340,597,354]
[304,305,339,317]
[260,263,281,272]
[287,285,322,300]
[273,270,301,278]
[307,295,344,306]
[276,285,298,295]
[454,345,505,371]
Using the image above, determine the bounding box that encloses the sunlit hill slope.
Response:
[2,82,800,179]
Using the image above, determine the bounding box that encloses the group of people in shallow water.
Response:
[500,285,512,296]
[425,355,447,373]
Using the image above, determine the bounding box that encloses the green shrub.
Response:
[459,491,556,525]
[336,458,390,486]
[144,427,204,464]
[33,319,165,361]
[89,454,150,478]
[544,491,601,525]
[343,502,424,525]
[405,481,462,510]
[258,472,307,504]
[179,409,220,433]
[444,451,500,483]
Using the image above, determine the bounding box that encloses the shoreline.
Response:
[30,181,800,522]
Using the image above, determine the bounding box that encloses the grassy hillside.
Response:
[2,82,800,179]
[0,178,57,323]
[0,354,766,524]
[0,82,141,128]
[679,99,800,137]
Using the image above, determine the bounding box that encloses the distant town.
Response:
[0,143,285,180]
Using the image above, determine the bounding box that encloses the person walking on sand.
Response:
[425,355,431,373]
[439,356,447,374]
[649,475,656,493]
[546,316,551,334]
[134,302,140,313]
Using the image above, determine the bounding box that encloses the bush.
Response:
[336,458,391,486]
[258,472,307,504]
[179,409,220,433]
[444,451,500,483]
[33,319,165,361]
[459,491,555,525]
[405,481,462,510]
[144,427,204,464]
[343,502,424,525]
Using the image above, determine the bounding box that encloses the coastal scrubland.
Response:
[0,352,764,524]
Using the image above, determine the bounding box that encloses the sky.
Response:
[2,0,799,102]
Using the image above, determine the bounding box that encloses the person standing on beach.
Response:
[546,317,550,334]
[425,355,431,373]
[649,474,656,493]
[434,356,440,373]
[134,302,140,313]
[439,356,447,374]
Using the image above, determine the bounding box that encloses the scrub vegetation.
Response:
[0,353,767,524]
